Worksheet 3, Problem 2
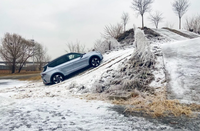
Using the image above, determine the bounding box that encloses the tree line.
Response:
[0,33,50,73]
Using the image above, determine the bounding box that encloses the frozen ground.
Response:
[161,38,200,104]
[0,47,173,131]
[0,79,28,90]
[1,29,200,130]
[0,97,175,131]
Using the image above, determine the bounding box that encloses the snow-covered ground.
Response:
[179,29,200,38]
[0,79,28,90]
[0,47,174,130]
[0,47,172,131]
[1,29,200,130]
[161,37,200,104]
[152,28,188,41]
[0,97,173,131]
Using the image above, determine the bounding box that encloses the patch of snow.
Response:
[0,79,28,90]
[0,97,172,131]
[161,38,200,104]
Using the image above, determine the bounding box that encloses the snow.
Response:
[0,79,28,90]
[1,29,200,130]
[152,28,188,41]
[54,47,135,94]
[0,97,172,131]
[179,29,200,38]
[161,38,200,104]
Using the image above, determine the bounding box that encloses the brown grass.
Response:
[111,90,194,117]
[19,75,42,81]
[0,71,41,77]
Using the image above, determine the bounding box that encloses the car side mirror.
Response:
[80,53,86,58]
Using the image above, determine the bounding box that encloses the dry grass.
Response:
[0,71,41,77]
[111,89,194,117]
[19,75,41,81]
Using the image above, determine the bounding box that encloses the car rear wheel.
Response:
[52,74,64,84]
[90,57,100,67]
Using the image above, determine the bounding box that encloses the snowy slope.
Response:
[152,28,188,41]
[0,46,175,130]
[179,29,200,38]
[161,38,200,104]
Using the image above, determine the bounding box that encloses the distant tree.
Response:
[149,11,164,28]
[165,22,175,28]
[131,0,154,28]
[102,23,123,39]
[172,0,190,29]
[34,42,50,71]
[121,12,129,32]
[0,33,34,73]
[65,40,86,53]
[185,15,200,34]
[94,38,120,54]
[17,39,35,73]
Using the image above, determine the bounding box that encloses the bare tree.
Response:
[131,0,154,28]
[149,11,164,28]
[0,33,34,73]
[17,39,35,73]
[102,23,123,39]
[172,0,190,29]
[34,42,50,71]
[65,40,86,53]
[94,38,120,54]
[165,22,175,28]
[185,15,200,33]
[121,12,129,32]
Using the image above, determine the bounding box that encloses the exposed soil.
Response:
[0,73,40,80]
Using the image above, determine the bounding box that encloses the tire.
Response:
[51,74,64,84]
[90,57,100,67]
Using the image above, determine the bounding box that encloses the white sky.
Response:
[0,0,199,60]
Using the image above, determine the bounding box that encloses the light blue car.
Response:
[41,51,103,84]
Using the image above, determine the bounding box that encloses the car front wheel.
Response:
[90,57,100,67]
[52,74,64,84]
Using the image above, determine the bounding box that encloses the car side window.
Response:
[68,53,81,61]
[56,56,67,66]
[48,56,68,67]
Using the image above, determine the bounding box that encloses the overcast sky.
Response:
[0,0,199,60]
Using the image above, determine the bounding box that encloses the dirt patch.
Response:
[0,73,41,80]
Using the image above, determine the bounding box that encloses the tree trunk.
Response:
[179,17,181,29]
[108,41,111,50]
[18,66,23,73]
[12,59,16,73]
[142,14,144,28]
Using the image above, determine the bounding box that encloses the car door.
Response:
[66,53,88,73]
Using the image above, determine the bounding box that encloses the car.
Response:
[41,51,103,84]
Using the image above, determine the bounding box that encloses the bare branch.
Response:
[131,0,154,28]
[184,15,200,34]
[102,23,123,39]
[65,40,86,53]
[121,12,129,32]
[149,11,164,28]
[172,0,190,29]
[0,33,36,73]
